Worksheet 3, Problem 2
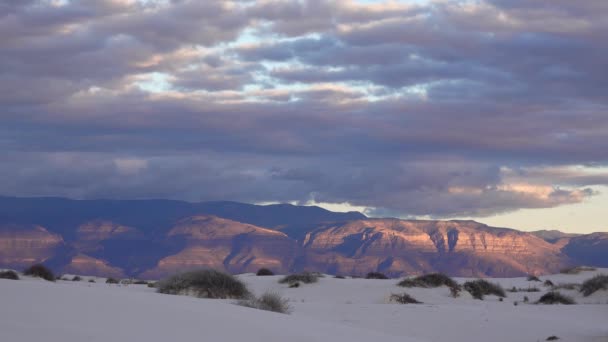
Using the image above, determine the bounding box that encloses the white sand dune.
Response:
[1,269,607,342]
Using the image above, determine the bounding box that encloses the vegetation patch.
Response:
[23,264,55,282]
[552,283,580,291]
[559,266,596,274]
[256,268,274,276]
[543,280,554,287]
[389,292,422,304]
[237,292,291,314]
[527,275,541,282]
[366,272,389,279]
[72,276,82,282]
[0,270,19,280]
[157,269,250,299]
[279,272,319,285]
[398,273,461,295]
[106,277,119,284]
[133,280,148,285]
[580,274,608,297]
[536,291,576,305]
[463,279,506,300]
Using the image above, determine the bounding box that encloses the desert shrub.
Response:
[398,273,461,295]
[72,276,82,282]
[463,279,506,300]
[527,275,541,282]
[23,264,55,282]
[0,270,19,280]
[508,286,518,293]
[157,269,249,299]
[279,272,319,285]
[106,277,119,284]
[546,336,559,341]
[523,296,529,303]
[256,268,274,276]
[288,282,300,288]
[580,274,608,297]
[560,266,596,274]
[133,280,148,285]
[536,291,575,305]
[237,292,291,314]
[88,279,96,283]
[334,275,346,279]
[553,283,580,291]
[366,272,389,279]
[513,301,518,306]
[389,292,422,304]
[147,282,157,288]
[514,287,540,292]
[499,297,503,302]
[543,280,554,287]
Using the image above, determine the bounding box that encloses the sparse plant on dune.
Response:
[398,273,461,296]
[0,270,19,280]
[256,268,274,276]
[536,291,575,305]
[580,274,608,297]
[279,272,319,285]
[157,269,250,299]
[237,292,291,314]
[559,266,596,275]
[463,279,506,300]
[23,264,55,282]
[527,275,541,282]
[366,272,389,279]
[106,277,119,284]
[389,292,422,304]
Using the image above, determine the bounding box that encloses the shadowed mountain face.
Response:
[0,197,604,278]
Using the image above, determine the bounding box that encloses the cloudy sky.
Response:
[2,0,607,232]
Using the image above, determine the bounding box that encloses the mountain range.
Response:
[0,196,605,278]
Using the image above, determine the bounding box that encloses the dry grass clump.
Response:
[157,269,250,299]
[463,279,506,300]
[23,264,55,282]
[389,292,422,304]
[279,272,319,285]
[237,292,291,314]
[580,274,608,297]
[0,270,19,280]
[536,291,576,305]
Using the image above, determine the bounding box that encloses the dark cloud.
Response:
[1,0,607,218]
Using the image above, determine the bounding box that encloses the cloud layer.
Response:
[1,0,607,217]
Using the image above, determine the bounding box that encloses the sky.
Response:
[1,0,607,233]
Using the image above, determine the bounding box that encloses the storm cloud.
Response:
[1,0,607,217]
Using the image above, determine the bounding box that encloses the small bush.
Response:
[580,274,608,297]
[546,336,560,341]
[523,296,529,303]
[0,270,19,280]
[133,280,148,285]
[543,280,554,287]
[560,266,596,274]
[508,286,518,293]
[147,282,157,288]
[527,275,541,282]
[279,272,319,285]
[334,275,346,279]
[366,272,389,279]
[398,273,459,289]
[157,269,250,299]
[511,287,540,292]
[72,276,82,282]
[553,283,579,291]
[256,268,274,276]
[288,282,300,288]
[536,291,575,305]
[463,279,506,300]
[106,277,119,284]
[88,279,96,283]
[237,292,291,314]
[389,293,421,304]
[23,264,55,282]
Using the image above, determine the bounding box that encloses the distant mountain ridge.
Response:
[0,196,605,278]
